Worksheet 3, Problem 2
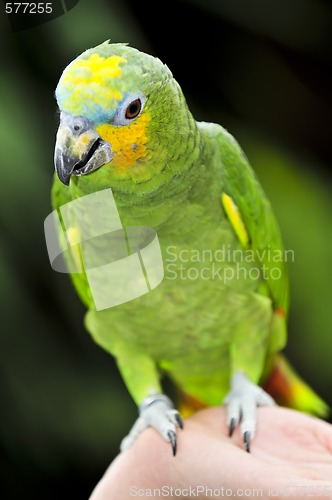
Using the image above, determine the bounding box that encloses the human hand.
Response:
[89,406,332,499]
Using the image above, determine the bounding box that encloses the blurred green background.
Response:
[0,0,331,497]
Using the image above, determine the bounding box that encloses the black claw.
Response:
[167,430,177,456]
[229,417,236,437]
[243,431,251,453]
[175,413,184,430]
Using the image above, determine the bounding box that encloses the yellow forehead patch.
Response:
[96,113,150,169]
[62,53,127,103]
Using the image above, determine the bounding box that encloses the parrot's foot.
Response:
[224,371,276,452]
[120,394,183,456]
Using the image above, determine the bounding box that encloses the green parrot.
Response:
[51,40,328,455]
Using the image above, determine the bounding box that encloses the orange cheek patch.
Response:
[96,113,150,169]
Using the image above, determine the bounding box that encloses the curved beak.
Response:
[54,112,113,186]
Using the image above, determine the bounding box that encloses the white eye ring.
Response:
[112,94,146,126]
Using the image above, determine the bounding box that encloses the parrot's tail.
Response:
[263,354,329,418]
[178,354,329,419]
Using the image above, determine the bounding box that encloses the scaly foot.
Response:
[120,394,183,456]
[224,371,276,452]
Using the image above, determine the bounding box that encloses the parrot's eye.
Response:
[112,95,145,126]
[125,99,142,120]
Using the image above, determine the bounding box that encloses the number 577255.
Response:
[5,3,53,14]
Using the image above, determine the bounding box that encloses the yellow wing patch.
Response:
[221,193,249,248]
[67,227,80,247]
[96,113,150,169]
[66,227,83,272]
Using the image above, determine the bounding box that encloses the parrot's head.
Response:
[54,41,198,193]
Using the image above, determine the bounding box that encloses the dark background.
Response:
[1,0,332,497]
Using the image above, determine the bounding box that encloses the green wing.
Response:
[51,174,71,210]
[51,176,94,309]
[217,126,290,315]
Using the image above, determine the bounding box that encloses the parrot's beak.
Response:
[54,112,113,186]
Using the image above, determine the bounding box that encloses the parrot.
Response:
[51,40,328,456]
